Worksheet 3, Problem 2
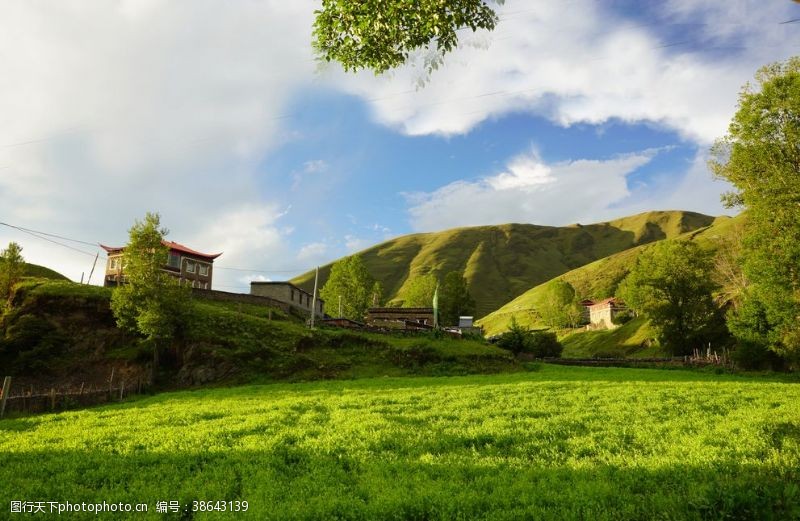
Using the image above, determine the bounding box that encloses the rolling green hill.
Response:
[477,214,744,337]
[0,259,67,280]
[22,262,68,280]
[292,211,716,318]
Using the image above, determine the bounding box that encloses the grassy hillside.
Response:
[0,280,515,388]
[2,366,798,520]
[478,214,743,338]
[0,258,67,280]
[292,211,716,318]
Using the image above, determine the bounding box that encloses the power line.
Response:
[0,222,103,259]
[0,222,99,247]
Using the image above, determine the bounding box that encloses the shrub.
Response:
[497,317,532,354]
[528,331,563,358]
[730,341,786,371]
[612,309,634,326]
[497,318,563,358]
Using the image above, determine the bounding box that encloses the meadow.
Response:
[1,365,799,520]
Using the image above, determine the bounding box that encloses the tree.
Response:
[709,57,800,361]
[110,213,190,374]
[618,240,723,356]
[371,281,384,307]
[312,0,503,75]
[404,273,438,307]
[439,271,475,326]
[0,242,25,303]
[319,255,375,320]
[538,279,579,330]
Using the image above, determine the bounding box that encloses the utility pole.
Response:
[86,252,99,285]
[338,295,342,318]
[309,266,319,329]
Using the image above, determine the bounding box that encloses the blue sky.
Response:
[0,0,798,291]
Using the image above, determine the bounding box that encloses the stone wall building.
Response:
[366,307,434,330]
[250,281,325,318]
[588,297,625,330]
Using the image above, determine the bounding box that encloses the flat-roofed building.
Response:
[250,281,325,318]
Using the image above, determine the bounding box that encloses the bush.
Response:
[497,317,532,354]
[528,331,563,358]
[730,341,786,371]
[612,309,634,326]
[497,317,563,358]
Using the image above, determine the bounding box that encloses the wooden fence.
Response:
[0,373,151,418]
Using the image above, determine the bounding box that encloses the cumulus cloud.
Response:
[407,149,659,231]
[330,0,799,144]
[0,0,317,283]
[296,242,329,266]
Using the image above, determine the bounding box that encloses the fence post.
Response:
[50,388,56,412]
[0,377,11,419]
[119,381,124,401]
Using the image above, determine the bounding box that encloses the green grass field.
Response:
[2,365,798,520]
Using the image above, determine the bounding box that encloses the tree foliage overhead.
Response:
[319,255,375,321]
[617,240,724,356]
[710,57,800,361]
[110,213,190,346]
[0,242,25,303]
[312,0,502,74]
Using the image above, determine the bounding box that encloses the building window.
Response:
[186,261,196,273]
[291,289,295,301]
[199,264,209,276]
[109,258,119,270]
[167,252,181,268]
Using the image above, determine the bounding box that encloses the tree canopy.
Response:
[617,240,723,355]
[312,0,502,74]
[319,255,375,321]
[438,271,475,326]
[0,242,25,303]
[710,57,800,361]
[538,279,581,330]
[110,213,190,351]
[403,273,438,308]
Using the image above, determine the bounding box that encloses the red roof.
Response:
[589,297,621,309]
[100,241,222,261]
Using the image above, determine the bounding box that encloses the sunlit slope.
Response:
[477,214,742,336]
[292,211,716,318]
[0,259,68,280]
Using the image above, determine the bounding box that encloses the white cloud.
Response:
[303,160,329,174]
[296,242,329,266]
[407,149,659,231]
[0,0,317,283]
[329,0,799,145]
[344,235,372,253]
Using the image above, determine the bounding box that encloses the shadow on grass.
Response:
[0,448,797,520]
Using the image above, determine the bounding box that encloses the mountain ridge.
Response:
[292,210,719,318]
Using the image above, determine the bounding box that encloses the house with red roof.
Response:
[100,241,222,289]
[587,297,625,330]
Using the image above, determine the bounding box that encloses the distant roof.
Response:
[368,307,434,314]
[589,297,621,309]
[250,281,323,300]
[100,240,222,261]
